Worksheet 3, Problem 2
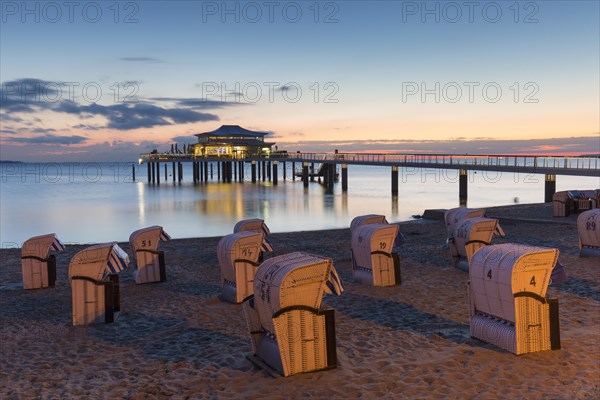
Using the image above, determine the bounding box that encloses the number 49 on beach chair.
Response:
[21,233,65,289]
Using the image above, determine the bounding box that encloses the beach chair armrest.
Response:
[21,255,48,262]
[272,305,322,318]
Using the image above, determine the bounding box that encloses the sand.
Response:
[1,203,598,399]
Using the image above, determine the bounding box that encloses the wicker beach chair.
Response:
[243,252,343,377]
[444,207,486,238]
[233,218,273,260]
[129,226,171,284]
[68,243,129,326]
[351,223,401,286]
[577,209,600,257]
[217,231,265,303]
[450,217,505,271]
[21,233,65,290]
[552,191,572,217]
[468,243,561,355]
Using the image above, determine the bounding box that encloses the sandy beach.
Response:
[1,203,598,399]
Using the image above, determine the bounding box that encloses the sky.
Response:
[1,0,599,161]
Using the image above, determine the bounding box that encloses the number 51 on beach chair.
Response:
[129,226,171,284]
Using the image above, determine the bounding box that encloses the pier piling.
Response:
[342,164,348,191]
[302,162,309,188]
[391,166,398,195]
[459,169,468,201]
[273,161,278,185]
[545,174,556,203]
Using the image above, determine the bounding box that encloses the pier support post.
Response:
[151,162,156,183]
[132,164,136,182]
[172,162,176,182]
[233,161,238,182]
[228,162,233,183]
[310,163,315,181]
[391,166,398,196]
[302,162,309,188]
[459,169,468,200]
[342,164,348,191]
[205,162,209,181]
[251,161,257,183]
[292,162,295,181]
[267,161,272,181]
[282,161,286,181]
[164,164,167,182]
[262,161,266,181]
[273,161,278,185]
[545,174,556,203]
[217,162,221,181]
[178,162,183,182]
[147,162,151,183]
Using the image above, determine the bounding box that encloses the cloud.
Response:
[170,135,198,143]
[151,97,243,109]
[1,78,223,131]
[120,57,164,63]
[7,134,88,145]
[31,128,57,134]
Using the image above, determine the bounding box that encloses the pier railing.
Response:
[140,152,600,177]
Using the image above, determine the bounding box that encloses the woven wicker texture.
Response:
[253,252,332,334]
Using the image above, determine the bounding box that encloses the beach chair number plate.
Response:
[379,242,386,249]
[141,240,152,247]
[586,221,596,231]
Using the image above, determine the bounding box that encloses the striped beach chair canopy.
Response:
[68,242,130,282]
[253,252,343,333]
[350,214,388,234]
[469,243,558,324]
[445,207,486,237]
[22,233,65,260]
[129,226,171,252]
[233,218,273,252]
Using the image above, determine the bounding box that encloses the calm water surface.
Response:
[1,162,598,245]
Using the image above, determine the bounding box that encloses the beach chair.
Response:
[21,233,65,289]
[69,243,129,326]
[349,214,388,234]
[217,231,265,303]
[577,209,600,257]
[243,252,344,376]
[351,223,401,286]
[552,191,572,217]
[233,218,273,261]
[450,217,504,271]
[444,207,486,238]
[129,226,171,284]
[468,243,561,355]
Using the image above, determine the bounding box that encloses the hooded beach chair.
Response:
[69,243,129,326]
[233,218,273,261]
[243,252,344,377]
[444,207,486,238]
[129,226,171,284]
[468,243,561,355]
[21,233,65,289]
[351,223,401,286]
[552,191,574,217]
[217,231,265,303]
[450,217,505,271]
[577,209,600,257]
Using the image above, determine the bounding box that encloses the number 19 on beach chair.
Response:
[68,243,130,326]
[21,233,65,289]
[577,209,600,257]
[217,231,265,303]
[129,226,171,284]
[351,223,401,286]
[468,243,561,355]
[243,252,344,377]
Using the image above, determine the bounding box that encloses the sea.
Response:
[1,161,598,246]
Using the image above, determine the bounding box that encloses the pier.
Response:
[139,152,600,202]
